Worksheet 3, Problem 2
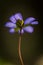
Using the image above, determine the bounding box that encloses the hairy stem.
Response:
[18,34,24,65]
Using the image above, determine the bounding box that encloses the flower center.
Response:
[16,19,24,28]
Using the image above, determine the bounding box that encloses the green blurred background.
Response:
[0,0,43,65]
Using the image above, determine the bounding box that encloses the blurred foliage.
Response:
[0,58,13,65]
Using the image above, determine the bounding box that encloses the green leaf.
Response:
[23,24,29,27]
[14,27,20,32]
[23,24,32,27]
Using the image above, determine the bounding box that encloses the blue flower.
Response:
[5,13,38,34]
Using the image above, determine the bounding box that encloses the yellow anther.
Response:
[21,20,24,26]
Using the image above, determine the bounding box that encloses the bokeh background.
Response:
[0,0,43,65]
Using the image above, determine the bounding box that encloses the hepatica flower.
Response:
[5,13,38,65]
[5,13,38,34]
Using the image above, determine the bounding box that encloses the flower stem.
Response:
[18,33,24,65]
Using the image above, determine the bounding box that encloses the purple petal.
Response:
[9,15,16,23]
[24,26,34,33]
[24,17,35,24]
[18,29,24,34]
[9,28,15,33]
[14,13,23,20]
[31,21,38,24]
[5,22,16,28]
